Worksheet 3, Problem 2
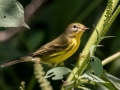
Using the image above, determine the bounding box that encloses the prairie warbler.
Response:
[1,23,89,67]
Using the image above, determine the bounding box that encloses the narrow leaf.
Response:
[104,71,120,89]
[82,73,106,83]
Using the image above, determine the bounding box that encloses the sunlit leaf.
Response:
[45,67,71,80]
[81,73,109,90]
[98,83,109,90]
[104,71,120,89]
[82,73,105,83]
[0,0,29,28]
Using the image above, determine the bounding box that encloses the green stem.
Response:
[102,4,120,35]
[63,78,99,89]
[65,0,119,84]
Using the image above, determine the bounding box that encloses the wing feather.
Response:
[30,34,69,57]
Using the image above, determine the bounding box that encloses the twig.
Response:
[102,52,120,66]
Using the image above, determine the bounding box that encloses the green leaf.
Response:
[79,87,91,90]
[98,83,109,90]
[101,36,115,40]
[0,0,29,28]
[82,73,106,83]
[90,45,103,57]
[45,67,71,80]
[81,73,110,90]
[90,57,103,76]
[104,71,120,89]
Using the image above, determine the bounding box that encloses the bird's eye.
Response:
[72,24,78,32]
[73,25,77,28]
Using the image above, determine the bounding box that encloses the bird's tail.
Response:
[1,56,34,68]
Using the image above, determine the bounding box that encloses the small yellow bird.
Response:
[1,23,89,68]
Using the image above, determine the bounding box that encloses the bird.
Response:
[1,23,89,68]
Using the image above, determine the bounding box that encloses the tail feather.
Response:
[1,56,33,68]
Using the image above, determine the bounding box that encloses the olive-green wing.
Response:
[29,33,70,57]
[30,42,68,57]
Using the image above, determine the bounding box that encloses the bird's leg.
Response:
[58,62,64,66]
[51,63,57,68]
[51,61,64,68]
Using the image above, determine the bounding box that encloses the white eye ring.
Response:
[73,25,77,28]
[72,25,78,32]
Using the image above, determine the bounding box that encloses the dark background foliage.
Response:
[0,0,120,90]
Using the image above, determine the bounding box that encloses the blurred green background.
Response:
[0,0,120,90]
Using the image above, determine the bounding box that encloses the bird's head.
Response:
[65,23,89,38]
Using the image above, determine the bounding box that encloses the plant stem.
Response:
[65,0,119,84]
[102,52,120,66]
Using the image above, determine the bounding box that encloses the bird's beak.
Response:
[81,27,90,30]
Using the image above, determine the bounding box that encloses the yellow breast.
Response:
[41,34,81,65]
[60,37,80,61]
[48,37,80,64]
